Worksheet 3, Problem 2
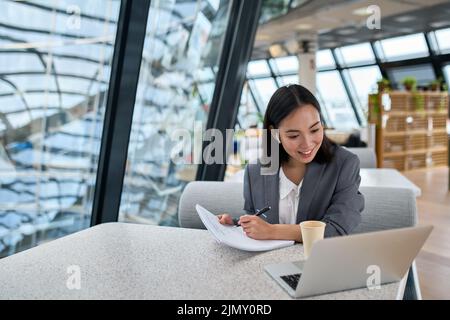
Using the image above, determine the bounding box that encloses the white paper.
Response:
[196,204,295,252]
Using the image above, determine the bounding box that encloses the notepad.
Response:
[195,204,295,252]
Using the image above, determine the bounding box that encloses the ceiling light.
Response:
[337,29,357,35]
[430,21,450,28]
[285,40,299,54]
[296,24,312,30]
[394,16,415,23]
[269,44,285,57]
[352,7,371,16]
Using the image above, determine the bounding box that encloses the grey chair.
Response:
[354,187,421,300]
[178,181,422,299]
[345,147,377,168]
[178,182,245,229]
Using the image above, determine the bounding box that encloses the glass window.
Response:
[378,33,429,61]
[316,50,335,70]
[443,65,450,91]
[336,43,375,66]
[387,64,435,88]
[249,78,278,112]
[276,75,299,86]
[0,1,120,258]
[316,71,359,130]
[247,59,271,77]
[269,56,298,74]
[119,0,233,227]
[427,32,440,54]
[291,0,309,7]
[314,92,331,127]
[434,28,450,54]
[196,67,215,82]
[343,66,382,124]
[236,82,261,130]
[259,0,290,24]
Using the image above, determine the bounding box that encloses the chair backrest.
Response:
[345,147,377,168]
[178,182,417,232]
[354,186,417,233]
[178,182,246,229]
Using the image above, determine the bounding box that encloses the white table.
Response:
[0,223,405,300]
[359,169,421,197]
[226,168,421,197]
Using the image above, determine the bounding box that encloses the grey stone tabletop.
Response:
[0,222,403,299]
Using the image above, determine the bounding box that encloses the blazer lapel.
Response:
[263,169,280,224]
[296,161,326,224]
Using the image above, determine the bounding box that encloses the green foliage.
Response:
[411,90,424,111]
[376,77,390,92]
[402,76,417,90]
[429,77,444,91]
[368,94,380,124]
[376,77,390,85]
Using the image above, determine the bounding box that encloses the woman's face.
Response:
[277,104,324,165]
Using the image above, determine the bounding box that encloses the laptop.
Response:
[264,225,433,298]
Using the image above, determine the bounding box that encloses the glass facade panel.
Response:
[259,0,290,24]
[269,56,298,74]
[249,78,278,112]
[443,65,450,91]
[379,33,429,61]
[337,43,375,66]
[237,82,260,129]
[119,0,233,226]
[277,75,299,86]
[344,66,381,121]
[387,64,436,88]
[0,0,120,257]
[316,71,359,130]
[435,28,450,54]
[316,49,335,70]
[247,59,271,77]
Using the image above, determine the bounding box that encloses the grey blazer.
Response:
[243,146,364,237]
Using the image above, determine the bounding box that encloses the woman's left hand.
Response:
[239,215,274,240]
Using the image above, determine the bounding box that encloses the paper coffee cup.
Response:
[300,221,326,259]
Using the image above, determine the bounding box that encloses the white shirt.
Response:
[279,167,303,224]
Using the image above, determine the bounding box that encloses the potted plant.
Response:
[402,76,417,91]
[376,78,390,92]
[411,89,425,112]
[429,77,443,91]
[368,94,380,124]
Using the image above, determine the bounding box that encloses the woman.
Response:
[218,84,364,242]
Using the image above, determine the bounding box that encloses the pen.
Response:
[255,206,271,218]
[233,206,271,226]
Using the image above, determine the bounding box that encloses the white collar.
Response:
[279,166,303,200]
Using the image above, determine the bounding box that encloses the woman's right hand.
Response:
[217,214,234,225]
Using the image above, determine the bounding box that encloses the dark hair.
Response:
[263,84,335,165]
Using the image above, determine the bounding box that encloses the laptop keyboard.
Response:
[280,273,302,290]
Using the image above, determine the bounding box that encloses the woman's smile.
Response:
[298,145,317,160]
